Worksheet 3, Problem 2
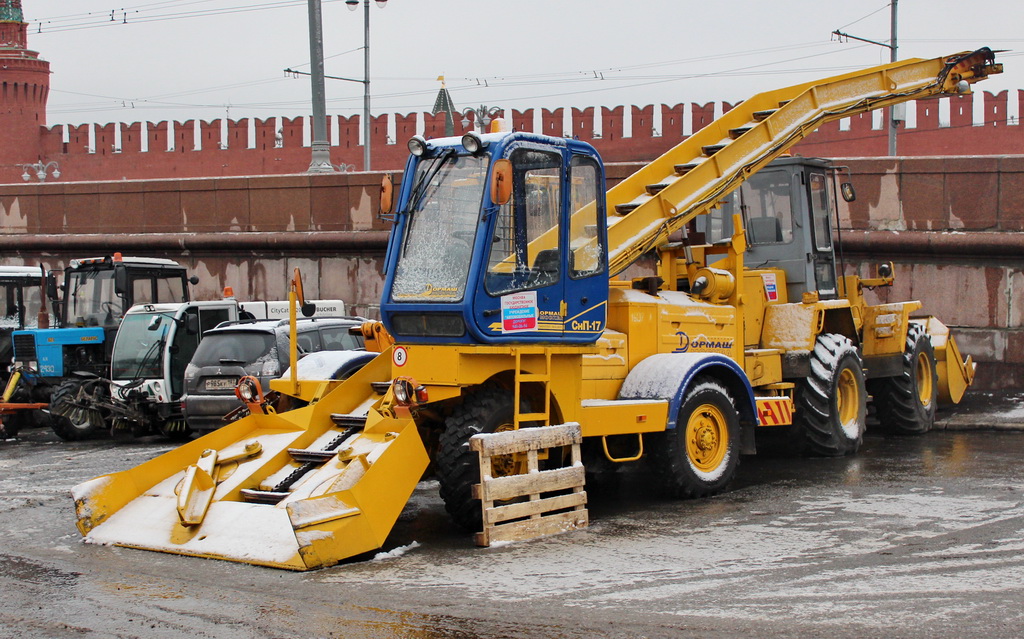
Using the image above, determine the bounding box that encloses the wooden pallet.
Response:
[470,422,588,547]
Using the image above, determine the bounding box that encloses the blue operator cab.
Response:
[380,131,610,346]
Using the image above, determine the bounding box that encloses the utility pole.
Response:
[832,1,900,156]
[306,0,334,173]
[888,0,899,156]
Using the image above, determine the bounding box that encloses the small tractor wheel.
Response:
[868,323,938,435]
[791,333,867,457]
[648,377,740,498]
[436,386,537,532]
[50,379,107,441]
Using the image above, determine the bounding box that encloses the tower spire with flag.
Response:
[432,75,457,136]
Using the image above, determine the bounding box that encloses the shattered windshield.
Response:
[391,153,488,302]
[111,313,172,380]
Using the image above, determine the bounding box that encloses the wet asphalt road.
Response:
[1,425,1023,639]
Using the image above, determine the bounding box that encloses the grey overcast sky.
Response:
[21,0,1024,129]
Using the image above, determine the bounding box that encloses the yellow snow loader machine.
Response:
[72,48,994,569]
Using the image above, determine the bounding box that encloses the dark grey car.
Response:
[182,317,366,432]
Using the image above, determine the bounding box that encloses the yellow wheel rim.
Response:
[491,423,522,477]
[915,351,934,407]
[836,367,860,425]
[685,403,728,473]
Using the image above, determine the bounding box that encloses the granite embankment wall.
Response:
[0,155,1021,390]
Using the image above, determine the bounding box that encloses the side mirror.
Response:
[45,272,58,301]
[491,158,512,206]
[185,313,200,335]
[189,275,200,286]
[379,174,395,216]
[113,264,128,298]
[840,182,856,202]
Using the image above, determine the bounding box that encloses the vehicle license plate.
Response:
[205,377,238,391]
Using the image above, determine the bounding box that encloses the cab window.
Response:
[809,173,832,251]
[485,148,563,296]
[568,155,605,278]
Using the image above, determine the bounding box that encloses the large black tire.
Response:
[868,323,938,435]
[647,377,740,499]
[436,387,528,532]
[50,379,108,441]
[791,333,867,457]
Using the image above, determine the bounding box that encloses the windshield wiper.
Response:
[407,148,455,214]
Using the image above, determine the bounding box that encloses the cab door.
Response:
[561,153,608,342]
[807,171,839,299]
[474,146,567,342]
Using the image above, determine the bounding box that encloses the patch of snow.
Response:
[373,541,420,561]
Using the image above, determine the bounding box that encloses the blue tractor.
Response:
[11,254,195,440]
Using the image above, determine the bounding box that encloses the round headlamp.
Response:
[393,378,412,404]
[407,135,428,157]
[461,132,486,155]
[236,377,260,403]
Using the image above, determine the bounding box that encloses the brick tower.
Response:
[0,0,50,179]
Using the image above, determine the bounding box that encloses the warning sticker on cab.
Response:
[761,272,779,302]
[500,291,538,333]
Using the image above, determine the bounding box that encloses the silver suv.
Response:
[182,317,366,432]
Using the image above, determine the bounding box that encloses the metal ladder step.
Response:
[614,202,641,215]
[240,489,290,505]
[517,411,549,423]
[674,163,698,176]
[331,413,368,429]
[728,126,752,139]
[645,183,669,196]
[287,448,337,463]
[752,109,776,121]
[371,381,391,395]
[702,143,727,156]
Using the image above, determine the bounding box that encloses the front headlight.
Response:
[236,377,261,403]
[393,378,411,404]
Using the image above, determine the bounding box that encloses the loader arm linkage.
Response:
[604,48,1000,276]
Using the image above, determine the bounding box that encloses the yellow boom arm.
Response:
[603,48,1001,276]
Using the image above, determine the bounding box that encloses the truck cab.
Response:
[380,132,609,346]
[107,300,241,438]
[701,157,845,302]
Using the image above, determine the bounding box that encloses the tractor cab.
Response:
[702,157,847,302]
[380,131,610,345]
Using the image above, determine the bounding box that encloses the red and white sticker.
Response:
[761,272,779,302]
[393,346,408,367]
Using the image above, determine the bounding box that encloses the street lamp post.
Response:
[306,0,333,173]
[460,105,502,134]
[20,161,60,182]
[347,0,388,172]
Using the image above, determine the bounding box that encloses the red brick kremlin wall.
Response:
[2,90,1022,183]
